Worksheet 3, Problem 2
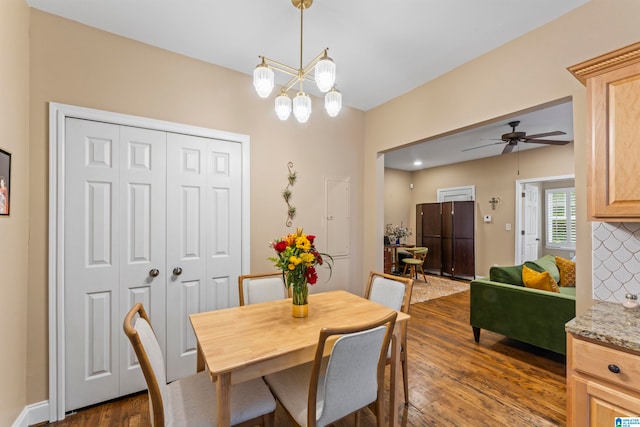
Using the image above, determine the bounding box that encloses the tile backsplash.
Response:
[592,222,640,303]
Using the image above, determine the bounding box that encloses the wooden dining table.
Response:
[190,289,410,427]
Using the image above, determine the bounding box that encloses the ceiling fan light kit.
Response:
[252,0,342,123]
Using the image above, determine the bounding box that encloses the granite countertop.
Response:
[566,301,640,353]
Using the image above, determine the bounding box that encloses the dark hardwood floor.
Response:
[42,290,567,426]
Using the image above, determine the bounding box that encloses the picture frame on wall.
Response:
[0,148,11,216]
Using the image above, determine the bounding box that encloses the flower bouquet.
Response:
[269,228,333,317]
[385,223,412,244]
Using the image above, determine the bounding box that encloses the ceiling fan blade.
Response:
[524,130,566,139]
[502,144,515,154]
[523,138,573,145]
[461,142,503,152]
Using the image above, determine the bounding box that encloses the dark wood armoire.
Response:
[416,201,475,280]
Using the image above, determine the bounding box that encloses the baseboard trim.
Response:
[12,401,49,427]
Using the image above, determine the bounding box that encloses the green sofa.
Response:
[470,260,576,355]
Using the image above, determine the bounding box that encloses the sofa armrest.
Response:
[470,279,576,354]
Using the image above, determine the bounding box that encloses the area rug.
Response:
[410,274,470,304]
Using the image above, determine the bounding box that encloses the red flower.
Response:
[306,266,318,285]
[313,251,323,265]
[307,234,316,244]
[274,241,288,253]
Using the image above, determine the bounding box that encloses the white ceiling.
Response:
[384,99,574,171]
[26,0,584,170]
[26,0,588,112]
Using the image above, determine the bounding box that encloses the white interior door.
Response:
[522,183,541,261]
[118,126,167,395]
[165,133,242,381]
[64,119,167,409]
[64,119,243,407]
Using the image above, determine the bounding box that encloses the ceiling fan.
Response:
[463,120,572,155]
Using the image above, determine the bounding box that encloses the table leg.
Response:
[196,342,204,373]
[216,372,232,427]
[389,327,402,427]
[392,248,399,274]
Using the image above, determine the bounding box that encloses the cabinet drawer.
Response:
[572,337,640,393]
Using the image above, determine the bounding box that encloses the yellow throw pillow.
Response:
[522,265,560,293]
[555,256,576,287]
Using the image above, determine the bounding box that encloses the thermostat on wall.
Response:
[483,215,492,223]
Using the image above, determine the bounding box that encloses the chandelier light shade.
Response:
[275,91,292,121]
[253,61,274,98]
[253,0,342,123]
[293,92,312,123]
[324,87,342,117]
[315,53,336,92]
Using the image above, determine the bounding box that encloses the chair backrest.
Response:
[123,303,167,427]
[307,311,397,427]
[365,271,414,315]
[414,248,428,261]
[238,272,290,306]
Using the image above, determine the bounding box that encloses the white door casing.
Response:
[49,103,250,421]
[437,185,475,202]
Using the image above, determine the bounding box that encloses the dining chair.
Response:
[364,271,414,405]
[238,272,290,306]
[264,311,397,427]
[402,247,428,282]
[123,303,276,427]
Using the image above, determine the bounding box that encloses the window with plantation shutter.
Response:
[545,187,576,249]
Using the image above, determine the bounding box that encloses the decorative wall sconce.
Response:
[489,197,501,210]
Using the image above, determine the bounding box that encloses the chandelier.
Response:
[253,0,342,123]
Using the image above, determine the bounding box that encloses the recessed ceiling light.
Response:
[414,160,422,166]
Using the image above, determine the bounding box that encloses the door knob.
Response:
[149,268,160,278]
[173,267,183,276]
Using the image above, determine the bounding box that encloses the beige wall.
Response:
[365,0,640,317]
[27,9,365,404]
[14,0,640,416]
[0,0,30,424]
[383,168,415,244]
[404,143,574,277]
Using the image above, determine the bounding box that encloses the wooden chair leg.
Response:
[402,263,409,276]
[419,265,427,283]
[402,350,409,405]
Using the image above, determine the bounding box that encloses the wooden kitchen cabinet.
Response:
[568,42,640,221]
[567,333,640,426]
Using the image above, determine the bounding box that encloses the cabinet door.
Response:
[587,52,640,219]
[420,203,442,274]
[452,201,475,279]
[441,202,453,276]
[572,375,640,427]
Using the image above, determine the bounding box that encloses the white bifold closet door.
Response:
[64,118,241,411]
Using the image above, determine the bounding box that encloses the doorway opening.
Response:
[514,175,575,264]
